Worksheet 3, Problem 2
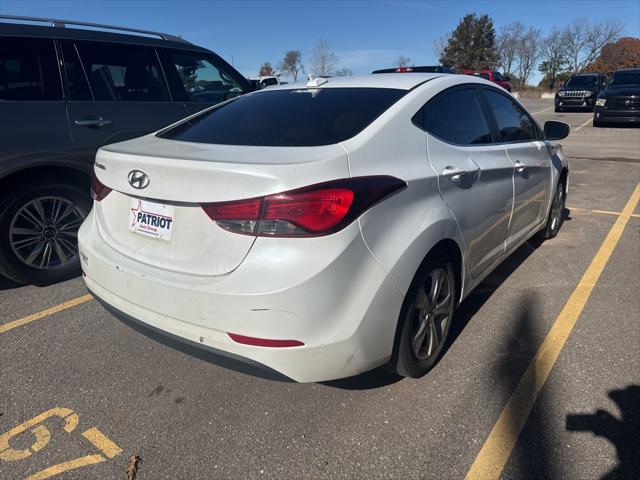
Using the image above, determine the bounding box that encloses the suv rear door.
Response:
[0,36,72,171]
[61,40,189,163]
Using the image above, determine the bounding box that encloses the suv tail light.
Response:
[201,176,406,237]
[91,168,112,201]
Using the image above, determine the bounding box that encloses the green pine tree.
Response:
[440,14,499,70]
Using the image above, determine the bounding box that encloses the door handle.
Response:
[74,118,112,128]
[514,160,526,173]
[441,166,467,180]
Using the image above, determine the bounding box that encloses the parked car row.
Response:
[2,15,573,382]
[554,69,640,127]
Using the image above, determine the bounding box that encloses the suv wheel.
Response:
[0,179,91,285]
[390,251,456,378]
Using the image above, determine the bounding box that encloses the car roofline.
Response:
[0,16,205,51]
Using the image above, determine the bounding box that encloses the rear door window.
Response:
[415,87,492,145]
[160,49,245,103]
[74,42,169,101]
[0,37,61,101]
[482,88,538,142]
[158,87,406,146]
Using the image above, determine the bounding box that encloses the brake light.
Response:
[90,168,112,201]
[201,176,406,237]
[395,67,413,73]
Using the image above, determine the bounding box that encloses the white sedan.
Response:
[79,73,569,382]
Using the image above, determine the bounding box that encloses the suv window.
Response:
[493,71,504,81]
[75,42,169,101]
[417,87,492,145]
[483,89,537,142]
[0,37,61,101]
[159,87,406,146]
[162,50,244,103]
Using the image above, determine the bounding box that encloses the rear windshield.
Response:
[158,87,406,146]
[565,76,597,88]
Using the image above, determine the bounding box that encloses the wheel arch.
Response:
[387,236,465,369]
[0,164,90,199]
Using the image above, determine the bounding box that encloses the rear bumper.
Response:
[79,209,404,383]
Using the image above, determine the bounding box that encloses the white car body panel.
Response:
[79,73,568,382]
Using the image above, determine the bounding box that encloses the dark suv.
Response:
[554,73,607,112]
[593,68,640,127]
[0,15,253,285]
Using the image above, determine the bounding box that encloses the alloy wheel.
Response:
[9,196,85,270]
[410,267,453,360]
[549,186,565,233]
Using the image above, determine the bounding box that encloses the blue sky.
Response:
[2,0,639,82]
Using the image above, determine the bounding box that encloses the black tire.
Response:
[593,117,603,127]
[0,179,91,285]
[538,180,566,240]
[390,251,456,378]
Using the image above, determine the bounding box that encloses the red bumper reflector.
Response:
[227,333,304,348]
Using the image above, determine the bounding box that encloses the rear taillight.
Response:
[201,176,406,237]
[395,67,413,73]
[90,168,112,202]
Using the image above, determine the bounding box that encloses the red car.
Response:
[462,70,512,92]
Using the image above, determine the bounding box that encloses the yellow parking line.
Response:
[82,427,122,459]
[465,183,640,480]
[569,206,640,219]
[532,107,552,115]
[26,454,105,480]
[0,294,93,334]
[574,117,593,131]
[591,209,640,218]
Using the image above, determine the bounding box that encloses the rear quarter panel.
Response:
[341,77,468,297]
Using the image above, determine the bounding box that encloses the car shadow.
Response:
[566,385,640,479]
[0,274,22,291]
[325,209,572,391]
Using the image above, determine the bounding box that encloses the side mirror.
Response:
[544,121,570,141]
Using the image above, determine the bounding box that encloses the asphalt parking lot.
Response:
[1,98,638,480]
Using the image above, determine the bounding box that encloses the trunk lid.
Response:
[93,135,349,276]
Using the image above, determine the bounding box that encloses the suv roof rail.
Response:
[0,14,191,44]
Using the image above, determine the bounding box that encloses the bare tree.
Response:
[497,21,524,76]
[562,18,623,72]
[515,27,542,88]
[432,34,450,60]
[258,62,275,77]
[538,27,568,90]
[333,68,353,76]
[395,55,411,68]
[278,50,304,82]
[310,38,338,76]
